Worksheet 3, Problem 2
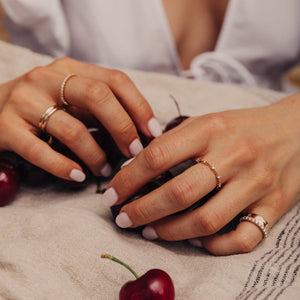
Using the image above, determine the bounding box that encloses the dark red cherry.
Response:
[120,269,175,300]
[90,126,125,169]
[164,115,189,132]
[0,159,20,206]
[17,159,52,186]
[101,254,175,300]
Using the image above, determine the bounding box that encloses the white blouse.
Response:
[1,0,300,90]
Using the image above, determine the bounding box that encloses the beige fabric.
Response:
[0,41,299,300]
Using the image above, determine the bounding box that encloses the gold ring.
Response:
[239,213,270,239]
[194,158,222,190]
[38,105,62,132]
[60,73,77,106]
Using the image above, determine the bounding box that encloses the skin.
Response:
[1,0,299,255]
[0,58,155,179]
[106,94,300,255]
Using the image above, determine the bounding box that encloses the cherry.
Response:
[164,115,189,132]
[0,159,20,206]
[164,95,189,132]
[17,159,52,187]
[101,254,175,300]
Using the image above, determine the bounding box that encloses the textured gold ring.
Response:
[39,105,62,132]
[239,213,270,239]
[60,73,77,106]
[194,158,222,190]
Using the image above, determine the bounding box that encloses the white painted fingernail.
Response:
[129,138,143,156]
[69,169,86,182]
[142,226,158,240]
[102,187,118,207]
[115,212,132,228]
[188,238,204,248]
[120,157,135,169]
[100,163,112,177]
[148,118,162,137]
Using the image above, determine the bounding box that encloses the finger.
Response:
[201,210,274,255]
[62,76,144,157]
[6,125,86,181]
[49,58,160,138]
[45,108,111,177]
[115,162,221,228]
[104,118,210,206]
[140,175,268,241]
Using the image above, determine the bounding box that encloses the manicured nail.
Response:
[188,238,203,248]
[102,187,118,207]
[142,226,158,240]
[120,157,135,169]
[100,163,112,177]
[129,138,143,156]
[148,118,162,137]
[69,169,86,182]
[115,212,132,228]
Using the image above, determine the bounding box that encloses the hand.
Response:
[103,94,300,255]
[0,58,161,181]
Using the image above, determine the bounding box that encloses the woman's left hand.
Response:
[102,94,300,255]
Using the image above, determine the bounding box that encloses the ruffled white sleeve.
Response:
[1,0,70,57]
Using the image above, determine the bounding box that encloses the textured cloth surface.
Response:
[0,41,299,300]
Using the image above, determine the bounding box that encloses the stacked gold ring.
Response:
[240,213,270,239]
[38,105,62,132]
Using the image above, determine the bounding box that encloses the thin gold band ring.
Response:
[194,158,222,190]
[60,73,77,106]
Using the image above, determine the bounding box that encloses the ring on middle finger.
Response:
[39,105,64,132]
[194,158,222,190]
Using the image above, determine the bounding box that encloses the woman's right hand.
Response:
[0,57,161,181]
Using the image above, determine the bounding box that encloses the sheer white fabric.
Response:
[1,0,300,90]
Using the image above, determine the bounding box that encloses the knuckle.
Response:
[85,82,111,105]
[167,180,194,208]
[255,167,274,190]
[61,121,86,143]
[51,57,75,70]
[24,66,48,84]
[143,143,169,172]
[233,140,259,165]
[194,210,222,235]
[108,70,130,86]
[204,113,231,135]
[236,234,257,253]
[131,202,151,223]
[117,120,136,137]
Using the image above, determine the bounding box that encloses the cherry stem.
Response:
[169,94,182,117]
[101,254,139,279]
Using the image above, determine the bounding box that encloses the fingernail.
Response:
[69,169,86,182]
[188,238,203,248]
[100,163,112,177]
[148,118,162,137]
[115,212,132,228]
[102,187,118,207]
[120,157,135,169]
[142,226,158,240]
[129,138,143,156]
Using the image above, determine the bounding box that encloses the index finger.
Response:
[48,58,162,138]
